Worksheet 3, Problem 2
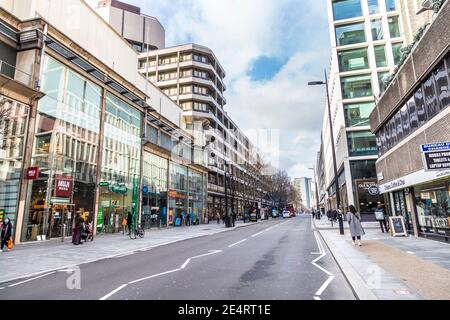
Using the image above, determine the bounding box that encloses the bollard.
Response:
[61,223,66,242]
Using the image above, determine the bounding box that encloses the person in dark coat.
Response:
[73,212,84,245]
[1,218,12,251]
[127,211,133,235]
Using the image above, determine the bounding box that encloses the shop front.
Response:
[188,169,206,225]
[21,56,101,242]
[142,151,168,229]
[168,162,188,226]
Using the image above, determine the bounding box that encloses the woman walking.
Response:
[0,218,12,252]
[347,205,365,246]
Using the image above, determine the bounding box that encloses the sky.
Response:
[127,0,331,180]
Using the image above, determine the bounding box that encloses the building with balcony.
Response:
[319,0,404,217]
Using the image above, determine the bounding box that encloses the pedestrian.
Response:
[347,205,365,246]
[127,211,133,235]
[216,211,220,224]
[71,211,77,244]
[73,211,84,245]
[231,211,236,227]
[374,204,389,233]
[0,217,13,252]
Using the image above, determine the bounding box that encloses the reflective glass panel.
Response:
[371,18,383,40]
[423,74,440,118]
[344,102,375,127]
[341,74,373,99]
[332,0,362,20]
[374,45,387,67]
[338,48,369,72]
[347,131,378,156]
[392,42,403,65]
[434,62,450,110]
[389,16,401,38]
[335,22,366,46]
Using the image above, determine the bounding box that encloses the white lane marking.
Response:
[7,271,57,288]
[313,296,321,300]
[0,287,5,290]
[114,252,136,258]
[228,239,247,248]
[128,269,181,285]
[180,250,222,269]
[311,231,335,299]
[251,231,264,237]
[406,251,415,254]
[100,249,223,299]
[315,275,335,296]
[99,284,128,301]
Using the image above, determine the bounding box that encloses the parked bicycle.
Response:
[129,222,145,240]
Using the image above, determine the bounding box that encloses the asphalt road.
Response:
[0,215,356,300]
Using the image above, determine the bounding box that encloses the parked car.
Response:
[282,211,291,218]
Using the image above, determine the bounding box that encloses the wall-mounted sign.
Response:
[54,175,73,198]
[421,142,450,171]
[356,179,379,196]
[421,142,450,153]
[26,167,39,180]
[142,185,149,194]
[99,181,110,187]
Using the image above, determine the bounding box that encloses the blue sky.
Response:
[125,0,331,179]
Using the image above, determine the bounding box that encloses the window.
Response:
[344,102,375,127]
[347,131,377,156]
[341,74,373,99]
[338,48,369,72]
[385,0,397,11]
[394,110,403,141]
[335,22,366,46]
[406,96,419,132]
[434,62,450,110]
[392,42,403,65]
[332,0,362,20]
[180,86,192,94]
[388,16,401,38]
[378,71,389,92]
[414,88,428,125]
[400,104,410,137]
[374,45,387,67]
[371,18,383,40]
[367,0,379,14]
[423,74,440,118]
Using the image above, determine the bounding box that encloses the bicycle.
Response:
[129,223,145,239]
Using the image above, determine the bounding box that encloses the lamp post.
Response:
[308,69,344,235]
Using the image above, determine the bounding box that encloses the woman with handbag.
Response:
[0,218,13,252]
[347,205,365,246]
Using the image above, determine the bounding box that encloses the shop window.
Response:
[341,74,373,99]
[434,62,450,110]
[371,18,383,41]
[338,48,369,72]
[335,22,366,46]
[415,182,450,234]
[332,0,362,20]
[423,74,440,118]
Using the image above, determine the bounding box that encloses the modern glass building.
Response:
[321,0,404,216]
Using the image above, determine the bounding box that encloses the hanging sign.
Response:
[54,175,73,198]
[26,167,39,180]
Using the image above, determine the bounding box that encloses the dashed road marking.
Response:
[7,271,57,288]
[311,231,334,299]
[228,239,247,248]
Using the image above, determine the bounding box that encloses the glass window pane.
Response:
[395,111,403,141]
[374,45,387,67]
[385,0,397,11]
[392,43,403,65]
[389,16,401,38]
[371,18,383,40]
[434,62,450,110]
[368,0,379,14]
[400,104,410,136]
[414,87,427,125]
[344,102,375,127]
[423,74,440,118]
[407,96,419,132]
[338,48,369,72]
[335,22,366,46]
[347,131,378,156]
[341,74,373,99]
[332,0,362,20]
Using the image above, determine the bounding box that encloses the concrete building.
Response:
[87,0,165,51]
[319,0,405,217]
[370,0,449,242]
[0,0,211,243]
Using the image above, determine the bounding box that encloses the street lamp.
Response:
[308,69,344,235]
[308,166,320,214]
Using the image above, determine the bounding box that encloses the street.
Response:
[0,215,355,300]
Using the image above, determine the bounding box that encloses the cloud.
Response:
[129,0,330,179]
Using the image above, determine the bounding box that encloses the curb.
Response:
[0,219,268,285]
[312,218,378,300]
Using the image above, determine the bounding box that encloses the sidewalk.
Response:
[314,216,450,300]
[0,219,266,284]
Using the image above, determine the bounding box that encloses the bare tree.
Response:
[0,97,14,153]
[267,170,293,210]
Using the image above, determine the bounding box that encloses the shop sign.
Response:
[54,175,73,198]
[50,197,70,204]
[99,181,110,187]
[142,185,149,194]
[25,167,39,180]
[379,169,450,194]
[111,183,127,194]
[356,179,379,196]
[421,142,450,153]
[422,150,450,171]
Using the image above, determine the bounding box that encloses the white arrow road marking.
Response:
[228,239,247,248]
[7,271,57,288]
[311,231,334,300]
[99,250,223,300]
[180,250,222,269]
